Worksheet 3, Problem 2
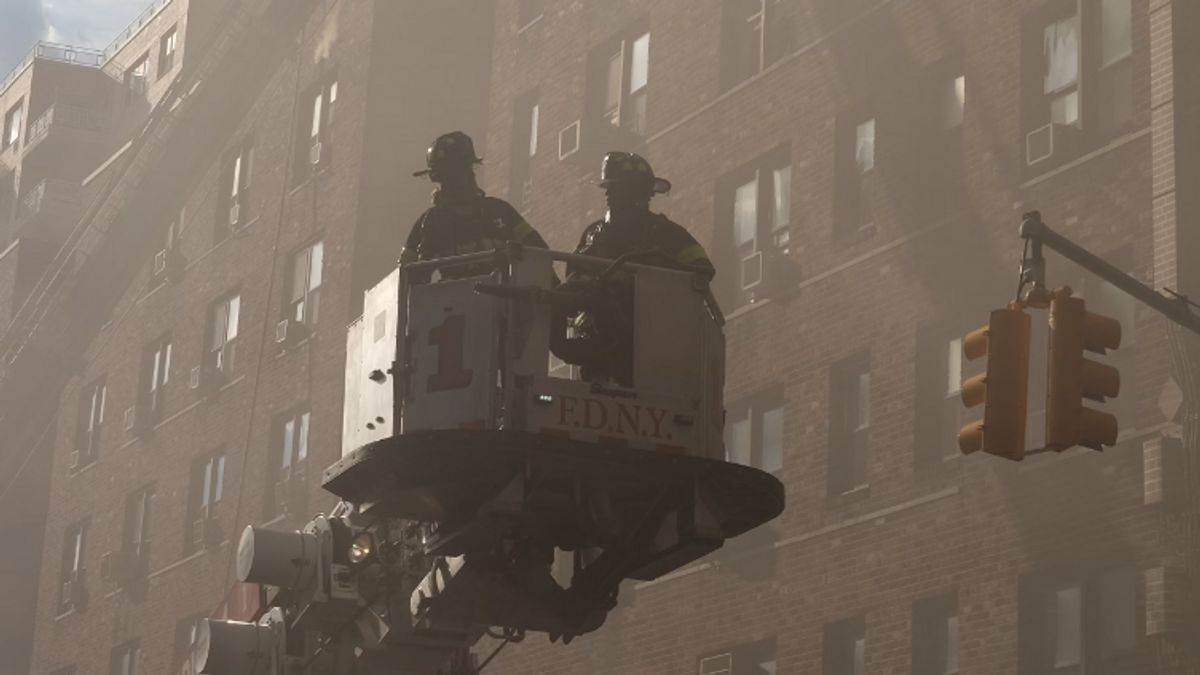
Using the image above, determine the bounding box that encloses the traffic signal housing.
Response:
[1046,293,1122,451]
[958,306,1032,461]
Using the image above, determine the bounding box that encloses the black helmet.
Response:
[413,131,483,177]
[597,151,671,194]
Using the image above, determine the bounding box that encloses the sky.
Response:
[0,0,148,78]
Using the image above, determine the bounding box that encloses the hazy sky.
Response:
[1,0,148,77]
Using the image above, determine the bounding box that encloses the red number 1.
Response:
[427,314,474,392]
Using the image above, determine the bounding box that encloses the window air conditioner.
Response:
[228,202,241,228]
[275,319,309,349]
[1026,122,1078,167]
[123,404,155,435]
[558,120,581,160]
[698,653,733,675]
[310,140,323,166]
[153,249,168,276]
[69,448,81,471]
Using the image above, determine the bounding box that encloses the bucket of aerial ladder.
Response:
[195,245,784,674]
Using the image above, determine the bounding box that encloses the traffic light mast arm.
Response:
[1020,212,1200,337]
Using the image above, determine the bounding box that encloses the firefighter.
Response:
[402,131,548,280]
[572,151,713,277]
[554,152,714,385]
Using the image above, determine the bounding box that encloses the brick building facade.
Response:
[0,1,494,673]
[476,0,1200,674]
[2,0,1199,674]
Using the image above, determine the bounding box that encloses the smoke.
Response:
[0,0,47,76]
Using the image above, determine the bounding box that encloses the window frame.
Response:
[590,27,651,136]
[125,52,151,96]
[823,615,866,675]
[122,485,154,558]
[509,90,539,209]
[288,240,324,326]
[217,136,254,239]
[109,640,142,675]
[724,387,785,473]
[58,520,88,614]
[833,109,876,241]
[3,99,23,149]
[828,352,870,496]
[140,334,173,414]
[158,26,178,78]
[912,592,960,675]
[185,450,226,553]
[266,407,311,519]
[716,147,792,307]
[207,292,241,374]
[76,378,107,466]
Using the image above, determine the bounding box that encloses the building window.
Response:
[591,29,651,136]
[217,138,254,239]
[75,378,107,468]
[289,240,324,326]
[697,637,776,675]
[1019,567,1137,673]
[914,323,965,468]
[266,408,310,519]
[186,451,225,553]
[726,388,784,473]
[140,334,172,416]
[207,293,240,375]
[1023,0,1133,166]
[125,52,150,96]
[834,112,875,240]
[109,640,142,675]
[159,26,178,77]
[297,79,337,177]
[172,614,206,670]
[509,92,538,209]
[716,149,792,307]
[829,353,869,495]
[940,74,966,131]
[3,99,23,149]
[122,486,154,558]
[824,616,865,675]
[1043,13,1080,126]
[1098,0,1133,133]
[913,593,959,675]
[720,0,796,90]
[58,520,88,614]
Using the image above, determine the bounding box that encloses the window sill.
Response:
[53,607,77,622]
[69,458,99,478]
[1019,124,1150,189]
[725,296,775,322]
[516,13,543,35]
[828,483,871,508]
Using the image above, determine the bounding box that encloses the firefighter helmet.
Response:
[413,131,483,177]
[597,151,671,194]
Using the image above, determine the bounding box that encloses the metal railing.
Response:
[0,42,105,96]
[25,104,109,149]
[104,0,176,62]
[16,179,81,224]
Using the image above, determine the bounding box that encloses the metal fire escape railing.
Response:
[0,0,278,387]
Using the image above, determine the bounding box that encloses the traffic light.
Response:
[958,305,1032,461]
[1046,293,1122,451]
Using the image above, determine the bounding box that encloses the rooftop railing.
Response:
[1,42,105,96]
[104,0,176,62]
